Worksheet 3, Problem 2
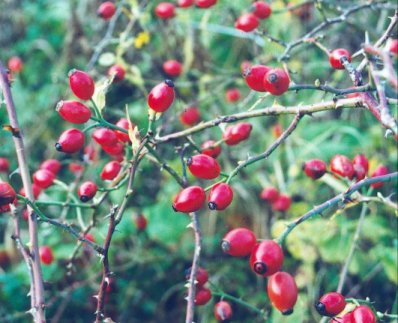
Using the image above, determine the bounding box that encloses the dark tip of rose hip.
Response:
[221,240,230,253]
[254,262,267,275]
[301,162,306,171]
[315,302,326,316]
[67,69,77,77]
[267,73,278,83]
[208,202,217,210]
[186,157,192,166]
[164,79,175,87]
[242,67,251,78]
[55,101,63,112]
[172,204,177,212]
[282,309,294,316]
[80,196,90,203]
[55,143,62,151]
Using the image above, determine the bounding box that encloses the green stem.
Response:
[35,200,94,209]
[90,98,102,118]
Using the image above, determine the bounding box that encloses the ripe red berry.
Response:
[352,154,369,181]
[208,183,233,211]
[352,305,376,323]
[223,122,253,145]
[185,266,208,287]
[0,183,16,206]
[68,69,95,100]
[92,128,119,147]
[55,128,85,153]
[267,271,298,315]
[240,60,252,73]
[84,233,95,243]
[40,159,62,175]
[303,159,327,180]
[235,13,259,32]
[155,2,175,19]
[20,184,42,199]
[329,48,352,70]
[108,64,125,82]
[263,68,290,96]
[370,165,389,188]
[147,80,175,112]
[272,194,291,212]
[243,64,270,92]
[78,181,97,202]
[214,301,233,322]
[225,88,241,102]
[39,246,54,265]
[315,292,346,317]
[178,0,194,7]
[250,240,284,276]
[101,161,121,181]
[56,100,92,124]
[8,56,23,73]
[330,155,355,179]
[187,154,220,180]
[163,60,183,77]
[102,142,124,156]
[389,39,398,55]
[180,107,201,126]
[33,169,55,189]
[195,286,212,305]
[114,118,133,143]
[195,0,217,8]
[260,187,280,203]
[252,1,272,19]
[97,1,116,20]
[272,123,283,138]
[172,186,206,213]
[69,162,84,174]
[135,214,148,231]
[0,158,10,173]
[201,140,221,159]
[221,228,256,257]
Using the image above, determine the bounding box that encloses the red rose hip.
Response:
[260,187,279,203]
[187,154,220,180]
[352,154,369,181]
[101,161,121,181]
[33,169,55,189]
[195,286,212,305]
[208,183,234,211]
[155,2,175,19]
[172,186,206,213]
[235,13,259,32]
[108,64,125,81]
[40,159,62,175]
[97,1,116,20]
[180,107,201,126]
[8,56,23,73]
[250,240,284,276]
[243,64,270,92]
[134,214,148,231]
[55,128,85,153]
[78,181,97,202]
[329,48,351,70]
[221,228,256,257]
[39,246,54,265]
[0,183,16,206]
[0,158,10,173]
[315,292,346,317]
[223,122,252,145]
[267,271,298,315]
[263,68,290,96]
[68,69,95,100]
[330,155,355,179]
[214,301,233,322]
[303,159,327,180]
[225,88,241,102]
[252,1,272,19]
[178,0,194,7]
[56,100,92,124]
[201,140,221,159]
[352,305,376,323]
[195,0,217,8]
[163,60,183,77]
[272,194,291,212]
[185,266,208,287]
[370,165,389,188]
[147,80,175,112]
[92,128,119,147]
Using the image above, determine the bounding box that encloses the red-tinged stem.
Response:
[0,62,46,322]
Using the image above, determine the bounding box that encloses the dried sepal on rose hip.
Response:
[147,79,175,113]
[221,228,256,257]
[172,186,206,213]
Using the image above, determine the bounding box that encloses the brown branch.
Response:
[155,97,364,143]
[0,61,46,322]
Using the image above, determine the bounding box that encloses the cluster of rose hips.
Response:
[243,63,290,96]
[155,0,217,20]
[303,154,389,188]
[235,1,272,33]
[220,227,297,315]
[315,291,376,323]
[260,187,291,212]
